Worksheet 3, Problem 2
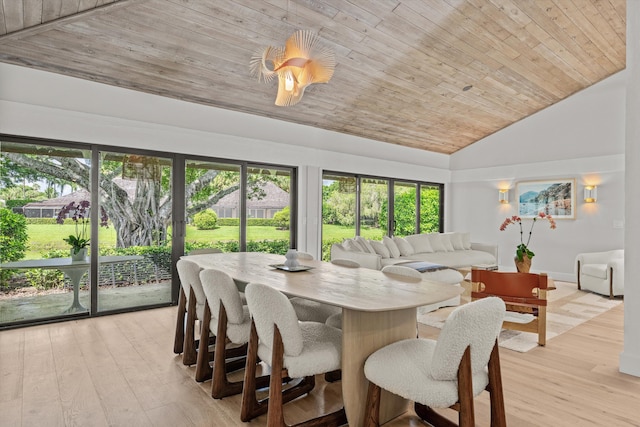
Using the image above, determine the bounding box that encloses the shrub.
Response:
[0,208,28,263]
[0,208,29,284]
[272,206,290,230]
[193,209,218,230]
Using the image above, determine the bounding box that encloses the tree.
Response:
[2,152,277,248]
[2,152,245,248]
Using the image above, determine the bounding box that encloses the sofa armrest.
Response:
[330,244,382,270]
[470,242,498,261]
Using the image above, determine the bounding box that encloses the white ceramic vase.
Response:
[71,247,88,262]
[284,249,299,268]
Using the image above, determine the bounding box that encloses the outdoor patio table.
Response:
[0,255,143,313]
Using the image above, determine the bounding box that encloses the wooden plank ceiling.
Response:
[0,0,626,154]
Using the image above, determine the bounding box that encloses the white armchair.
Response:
[575,250,624,298]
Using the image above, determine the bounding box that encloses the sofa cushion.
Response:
[407,250,496,269]
[447,232,465,250]
[405,234,434,253]
[427,233,447,252]
[393,236,415,256]
[370,240,390,258]
[356,236,377,254]
[383,236,401,258]
[582,264,608,279]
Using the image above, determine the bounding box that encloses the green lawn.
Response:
[22,223,384,259]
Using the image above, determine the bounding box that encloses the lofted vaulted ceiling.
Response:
[0,0,626,154]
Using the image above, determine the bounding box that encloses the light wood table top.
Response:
[183,252,462,426]
[183,251,460,311]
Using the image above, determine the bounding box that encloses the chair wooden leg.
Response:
[182,287,198,365]
[457,346,475,427]
[211,303,256,398]
[609,267,614,299]
[363,381,381,427]
[415,403,457,427]
[173,287,187,354]
[538,307,547,346]
[324,369,341,383]
[195,303,213,382]
[240,321,315,422]
[267,326,287,427]
[487,341,506,427]
[577,261,582,290]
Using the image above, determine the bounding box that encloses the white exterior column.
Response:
[620,0,640,377]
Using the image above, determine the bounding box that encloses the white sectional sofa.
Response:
[330,232,498,313]
[330,232,498,271]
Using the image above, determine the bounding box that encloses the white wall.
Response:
[449,73,626,281]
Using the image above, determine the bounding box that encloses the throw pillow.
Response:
[447,232,465,250]
[356,236,377,254]
[460,232,472,250]
[440,233,455,252]
[370,240,390,258]
[393,236,415,256]
[383,236,401,258]
[427,233,447,252]
[405,234,434,253]
[346,239,364,253]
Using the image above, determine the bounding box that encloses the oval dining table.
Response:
[182,251,463,427]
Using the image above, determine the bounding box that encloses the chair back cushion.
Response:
[176,259,205,304]
[245,283,304,356]
[381,265,422,280]
[200,269,246,324]
[430,297,505,380]
[471,269,548,305]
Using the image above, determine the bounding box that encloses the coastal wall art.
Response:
[516,178,576,219]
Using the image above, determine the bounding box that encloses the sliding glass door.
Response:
[0,140,93,323]
[96,151,173,312]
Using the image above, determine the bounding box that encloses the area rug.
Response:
[417,281,622,353]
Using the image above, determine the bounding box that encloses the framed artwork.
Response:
[516,178,576,219]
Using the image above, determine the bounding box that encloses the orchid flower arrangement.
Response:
[499,212,556,262]
[56,201,109,254]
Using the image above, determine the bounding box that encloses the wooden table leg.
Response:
[341,307,416,426]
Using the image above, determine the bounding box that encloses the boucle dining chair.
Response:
[363,297,507,427]
[289,252,341,324]
[381,264,423,279]
[241,282,347,426]
[331,258,361,268]
[174,259,212,365]
[187,248,223,255]
[196,268,270,395]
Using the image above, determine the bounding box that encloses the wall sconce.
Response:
[584,185,597,203]
[498,189,509,204]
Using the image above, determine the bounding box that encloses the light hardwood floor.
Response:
[1,303,638,426]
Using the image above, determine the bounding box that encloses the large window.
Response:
[0,137,297,328]
[321,172,443,260]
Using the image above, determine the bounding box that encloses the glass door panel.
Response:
[0,140,92,324]
[96,152,172,312]
[359,177,388,240]
[185,160,241,253]
[246,167,291,255]
[393,182,417,236]
[321,173,356,260]
[420,185,442,233]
